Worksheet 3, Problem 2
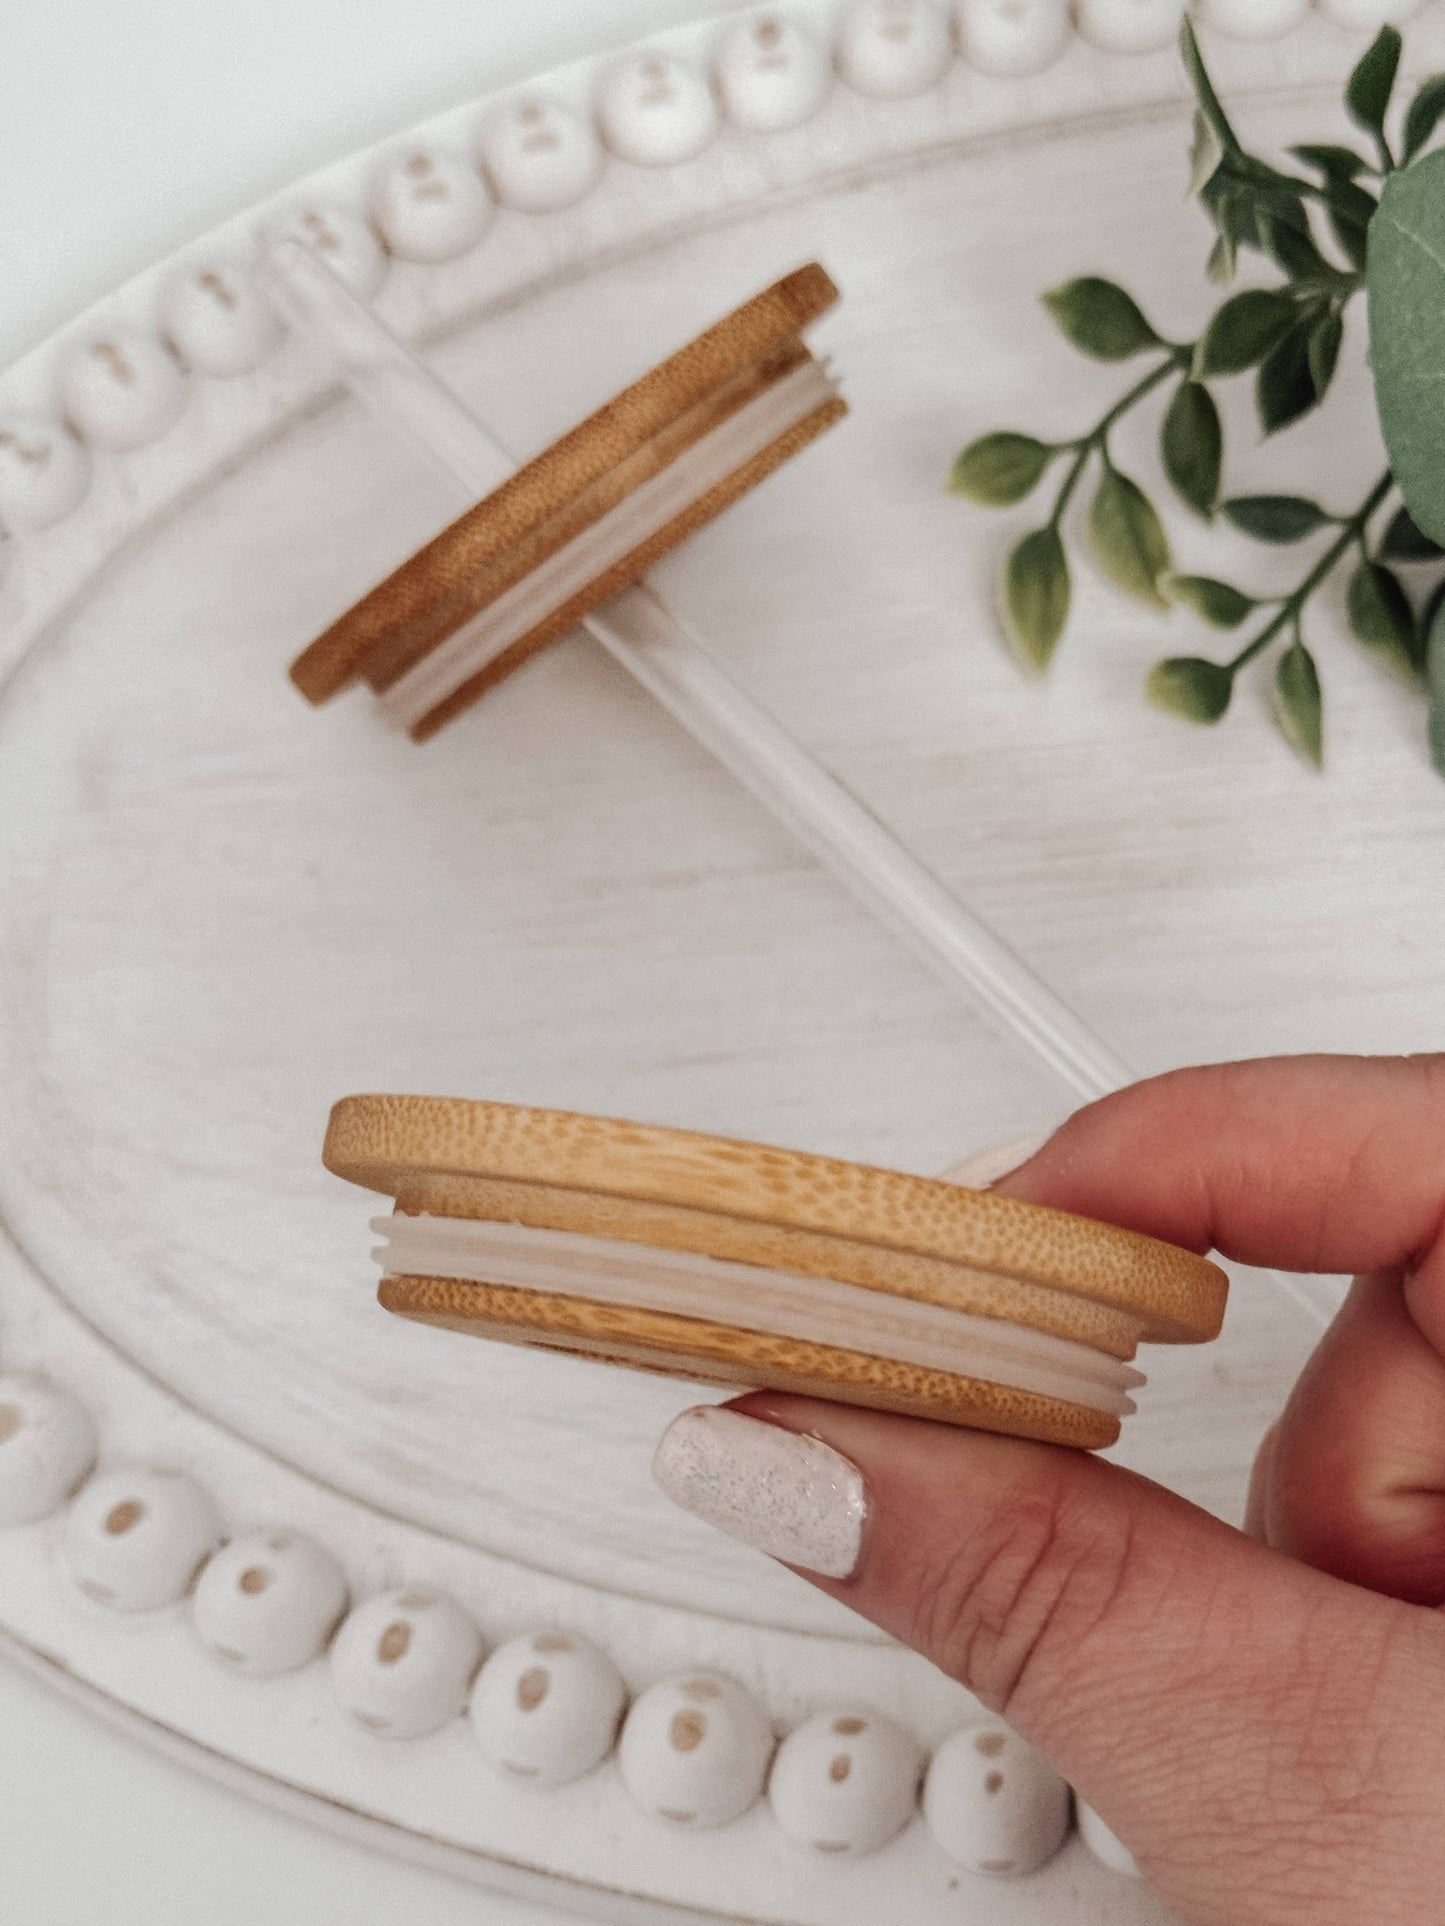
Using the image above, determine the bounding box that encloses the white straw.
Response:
[262,243,1333,1333]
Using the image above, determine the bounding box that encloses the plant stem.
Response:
[1227,469,1394,672]
[1049,351,1189,529]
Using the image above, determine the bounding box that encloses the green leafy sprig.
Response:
[950,21,1445,775]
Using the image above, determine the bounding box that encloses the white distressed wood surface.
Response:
[2,7,1442,1920]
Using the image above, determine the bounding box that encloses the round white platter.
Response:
[2,3,1442,1920]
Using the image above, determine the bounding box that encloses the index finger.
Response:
[995,1054,1445,1286]
[996,1053,1445,1602]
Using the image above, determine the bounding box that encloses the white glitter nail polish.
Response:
[652,1407,866,1579]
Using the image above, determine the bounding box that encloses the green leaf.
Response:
[1207,229,1237,286]
[1369,150,1445,545]
[1160,380,1222,521]
[1256,322,1320,434]
[1273,641,1324,769]
[1307,310,1344,402]
[1427,591,1445,774]
[1041,278,1161,361]
[1403,74,1445,164]
[1380,504,1445,561]
[1195,288,1297,377]
[1001,527,1071,671]
[950,433,1055,505]
[1261,211,1329,284]
[1347,558,1420,677]
[1290,143,1372,183]
[1180,19,1241,158]
[1223,495,1329,543]
[1146,655,1235,724]
[1170,575,1256,629]
[1088,467,1171,608]
[1189,110,1226,197]
[1345,25,1402,154]
[1324,179,1378,271]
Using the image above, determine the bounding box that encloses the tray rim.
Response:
[0,4,1419,1920]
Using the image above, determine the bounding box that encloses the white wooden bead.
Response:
[65,1468,222,1612]
[1077,1799,1142,1877]
[714,15,832,133]
[58,331,186,452]
[329,1586,484,1738]
[922,1722,1071,1876]
[0,416,90,532]
[161,260,283,378]
[267,204,387,300]
[837,0,955,97]
[470,1629,627,1788]
[479,98,604,213]
[1195,0,1310,37]
[956,0,1072,76]
[768,1708,923,1856]
[192,1530,348,1676]
[618,1671,773,1828]
[0,1375,97,1525]
[597,54,720,167]
[1074,0,1185,54]
[371,148,494,264]
[1314,0,1420,27]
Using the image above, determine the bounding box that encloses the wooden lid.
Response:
[324,1094,1228,1346]
[290,264,845,738]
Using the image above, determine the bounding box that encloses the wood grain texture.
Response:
[327,1096,1227,1342]
[290,264,842,729]
[3,11,1430,1916]
[378,1272,1120,1449]
[409,393,846,740]
[388,1174,1148,1356]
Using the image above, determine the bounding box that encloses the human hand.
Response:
[652,1056,1445,1925]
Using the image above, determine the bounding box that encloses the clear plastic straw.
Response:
[262,241,1331,1330]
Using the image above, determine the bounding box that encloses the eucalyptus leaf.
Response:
[1273,641,1324,768]
[1256,322,1320,434]
[1404,73,1445,163]
[1369,150,1445,545]
[1345,25,1402,157]
[950,433,1055,505]
[1189,110,1226,197]
[1042,278,1161,361]
[1001,527,1071,671]
[1290,143,1372,182]
[1180,19,1241,158]
[1428,591,1445,774]
[1160,380,1222,520]
[1223,495,1329,543]
[1261,212,1329,284]
[1195,288,1296,377]
[1207,229,1237,285]
[1170,575,1256,629]
[1146,655,1234,724]
[1089,467,1171,608]
[1347,559,1420,676]
[1324,179,1378,272]
[1307,310,1344,401]
[1431,692,1445,778]
[1380,504,1445,561]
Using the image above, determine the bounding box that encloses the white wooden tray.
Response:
[1,4,1440,1920]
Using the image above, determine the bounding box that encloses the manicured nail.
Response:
[652,1406,866,1580]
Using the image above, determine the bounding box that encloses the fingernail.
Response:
[652,1406,866,1580]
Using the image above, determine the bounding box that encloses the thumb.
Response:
[653,1394,1445,1919]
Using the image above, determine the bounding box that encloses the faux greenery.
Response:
[950,20,1445,776]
